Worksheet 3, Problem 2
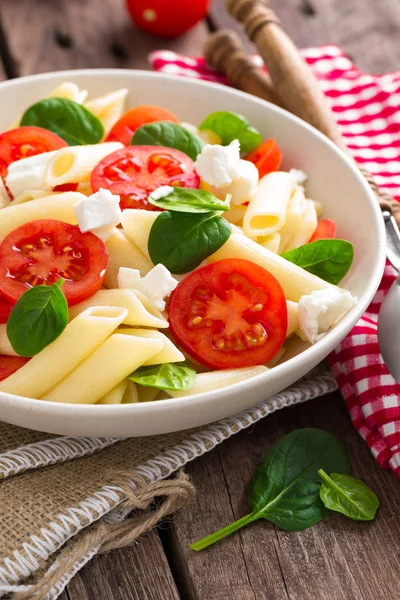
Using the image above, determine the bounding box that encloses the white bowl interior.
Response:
[0,70,386,437]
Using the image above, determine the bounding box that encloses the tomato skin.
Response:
[0,293,13,324]
[309,218,337,242]
[246,139,282,178]
[169,258,287,370]
[0,355,29,381]
[91,145,200,210]
[0,220,108,306]
[125,0,211,38]
[0,126,68,187]
[105,106,179,145]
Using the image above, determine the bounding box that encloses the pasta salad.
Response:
[0,82,357,405]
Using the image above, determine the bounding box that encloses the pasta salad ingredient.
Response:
[21,98,104,146]
[128,362,196,391]
[74,188,122,241]
[309,218,337,242]
[0,294,13,324]
[148,210,232,274]
[7,280,68,357]
[131,121,203,161]
[148,186,230,213]
[199,111,262,153]
[125,0,211,38]
[91,145,200,210]
[281,239,354,285]
[118,264,178,311]
[0,219,108,306]
[105,105,179,145]
[0,355,30,382]
[318,469,379,521]
[194,139,241,187]
[246,138,282,178]
[168,258,287,369]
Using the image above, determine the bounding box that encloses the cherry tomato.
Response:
[0,355,30,381]
[169,258,287,369]
[105,105,179,146]
[0,220,108,306]
[125,0,211,38]
[246,139,282,178]
[91,146,200,210]
[0,293,13,324]
[0,126,68,181]
[309,219,337,242]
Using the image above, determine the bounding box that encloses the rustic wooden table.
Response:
[1,1,399,598]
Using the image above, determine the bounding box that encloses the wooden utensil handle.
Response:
[204,30,283,106]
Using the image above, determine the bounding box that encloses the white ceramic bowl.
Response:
[0,70,386,437]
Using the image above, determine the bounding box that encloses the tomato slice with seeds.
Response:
[0,220,108,306]
[0,293,13,324]
[91,145,200,210]
[169,258,287,369]
[0,355,30,381]
[105,105,179,146]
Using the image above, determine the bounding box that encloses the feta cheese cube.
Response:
[299,288,357,344]
[5,151,55,198]
[194,140,241,187]
[289,168,308,191]
[149,186,174,201]
[74,188,122,242]
[118,264,179,311]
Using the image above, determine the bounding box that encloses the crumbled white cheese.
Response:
[226,159,259,205]
[0,176,10,208]
[74,188,122,242]
[118,264,179,311]
[5,151,55,198]
[149,185,174,201]
[194,140,241,187]
[299,288,357,344]
[289,168,308,191]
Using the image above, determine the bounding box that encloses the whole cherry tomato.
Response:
[125,0,211,38]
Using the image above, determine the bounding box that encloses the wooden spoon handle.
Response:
[204,30,283,106]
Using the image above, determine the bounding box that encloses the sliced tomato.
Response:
[309,218,337,243]
[169,258,287,369]
[0,220,108,306]
[91,145,200,210]
[0,293,13,324]
[0,126,68,183]
[0,355,30,381]
[246,139,282,178]
[105,105,179,145]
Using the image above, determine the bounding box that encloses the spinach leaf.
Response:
[281,239,354,285]
[198,111,262,153]
[21,98,104,145]
[191,428,349,550]
[128,362,196,391]
[131,121,203,160]
[149,186,230,213]
[318,469,379,521]
[7,280,68,357]
[148,211,232,274]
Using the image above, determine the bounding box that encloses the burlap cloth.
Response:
[0,367,336,599]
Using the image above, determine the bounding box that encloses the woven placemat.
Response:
[0,367,336,599]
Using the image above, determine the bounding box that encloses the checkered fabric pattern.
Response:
[150,46,400,479]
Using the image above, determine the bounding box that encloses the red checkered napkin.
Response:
[149,47,400,479]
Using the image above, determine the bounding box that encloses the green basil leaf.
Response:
[6,280,68,357]
[148,211,232,274]
[191,428,349,550]
[318,470,379,521]
[198,111,262,153]
[128,362,196,391]
[131,121,203,160]
[148,186,230,213]
[21,98,104,146]
[281,239,354,285]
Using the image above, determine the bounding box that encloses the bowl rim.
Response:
[0,68,387,415]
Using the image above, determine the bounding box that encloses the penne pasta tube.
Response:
[104,228,152,288]
[0,192,84,240]
[258,232,281,253]
[84,89,128,136]
[45,142,123,187]
[135,384,160,403]
[0,177,10,209]
[167,365,268,398]
[12,189,56,206]
[5,151,55,198]
[0,325,18,356]
[223,205,247,225]
[284,199,318,252]
[121,209,162,259]
[286,300,300,337]
[42,333,163,404]
[265,347,285,368]
[97,380,129,404]
[122,380,140,404]
[49,82,88,104]
[312,199,323,218]
[243,171,296,238]
[0,306,128,398]
[278,189,307,253]
[209,233,332,302]
[117,328,185,365]
[69,289,168,328]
